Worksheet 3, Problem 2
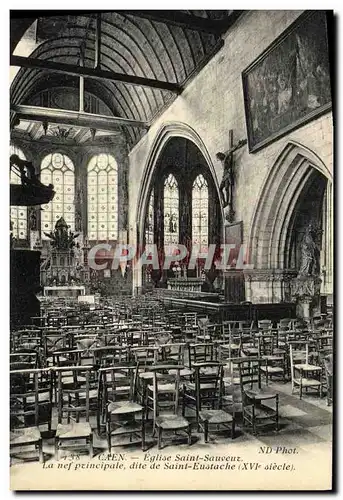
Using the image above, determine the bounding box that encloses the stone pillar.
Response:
[291,274,322,319]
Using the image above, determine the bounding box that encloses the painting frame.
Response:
[242,10,332,153]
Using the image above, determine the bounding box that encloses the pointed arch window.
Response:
[10,144,27,240]
[192,174,208,248]
[145,189,154,245]
[40,153,75,238]
[164,173,179,245]
[87,153,118,241]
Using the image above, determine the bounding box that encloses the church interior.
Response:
[9,10,334,488]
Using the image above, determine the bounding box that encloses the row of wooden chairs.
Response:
[11,354,282,464]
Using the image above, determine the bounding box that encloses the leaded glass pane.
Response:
[164,174,179,245]
[41,153,75,238]
[145,190,154,245]
[192,174,208,250]
[87,154,118,241]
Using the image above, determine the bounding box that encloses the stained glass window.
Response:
[145,190,154,245]
[192,174,208,248]
[10,144,27,240]
[87,153,118,241]
[164,174,179,245]
[40,153,75,238]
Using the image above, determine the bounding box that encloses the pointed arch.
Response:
[248,141,332,270]
[136,122,223,247]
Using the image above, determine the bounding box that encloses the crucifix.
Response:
[216,130,247,222]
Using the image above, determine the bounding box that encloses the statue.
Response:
[75,210,82,232]
[299,225,321,276]
[28,207,38,231]
[216,138,247,219]
[44,217,79,250]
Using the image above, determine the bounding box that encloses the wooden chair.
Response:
[258,333,287,384]
[93,345,131,368]
[289,342,323,399]
[10,350,39,369]
[322,353,333,406]
[184,312,197,329]
[99,366,146,451]
[43,332,71,367]
[188,342,217,369]
[239,358,279,435]
[195,362,235,442]
[147,365,191,450]
[53,365,94,460]
[10,368,52,464]
[182,361,231,434]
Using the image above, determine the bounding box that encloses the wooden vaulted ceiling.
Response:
[10,10,243,148]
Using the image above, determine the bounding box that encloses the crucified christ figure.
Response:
[216,137,247,209]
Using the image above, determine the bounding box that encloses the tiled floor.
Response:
[10,378,332,463]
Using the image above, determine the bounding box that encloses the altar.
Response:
[44,285,85,298]
[167,277,204,292]
[40,217,90,296]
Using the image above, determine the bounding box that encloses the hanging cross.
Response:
[216,131,247,219]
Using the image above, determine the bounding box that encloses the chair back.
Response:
[53,365,94,423]
[188,342,216,368]
[151,364,183,415]
[184,312,197,328]
[10,367,52,429]
[43,332,70,358]
[10,350,39,369]
[258,319,273,331]
[289,342,310,383]
[94,345,131,367]
[98,365,136,404]
[239,358,262,394]
[193,361,225,409]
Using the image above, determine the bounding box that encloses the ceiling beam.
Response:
[10,55,181,93]
[122,10,244,35]
[10,104,149,131]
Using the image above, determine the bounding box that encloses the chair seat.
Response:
[110,423,142,436]
[244,387,277,400]
[243,348,259,355]
[47,355,67,364]
[293,378,322,387]
[199,409,233,424]
[221,343,240,350]
[108,401,143,415]
[245,404,277,419]
[224,376,240,385]
[56,422,92,439]
[168,368,194,378]
[260,366,284,373]
[10,426,41,445]
[184,382,217,391]
[75,389,99,399]
[148,383,176,393]
[295,364,322,372]
[156,414,190,430]
[59,375,87,386]
[262,355,284,361]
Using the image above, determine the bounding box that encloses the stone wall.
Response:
[128,10,333,299]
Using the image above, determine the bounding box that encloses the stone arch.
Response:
[249,140,332,271]
[136,122,223,247]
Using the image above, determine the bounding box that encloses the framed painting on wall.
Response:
[242,10,332,153]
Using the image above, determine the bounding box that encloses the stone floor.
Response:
[10,379,333,490]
